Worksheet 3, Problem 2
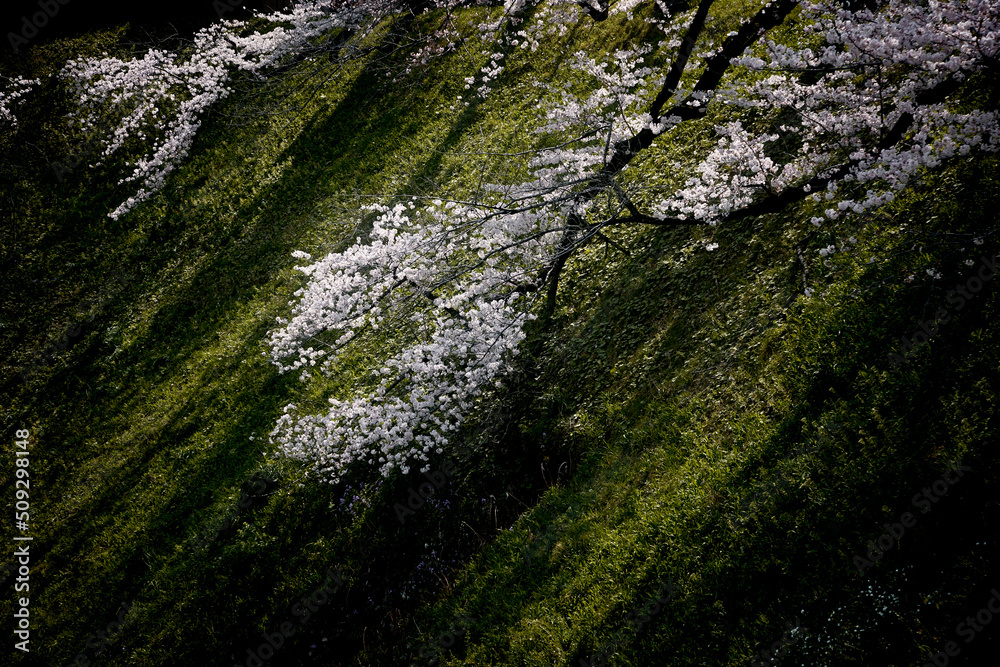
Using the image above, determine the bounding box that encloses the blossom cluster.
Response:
[462,0,594,102]
[269,200,562,482]
[667,121,780,221]
[683,0,1000,224]
[0,76,40,131]
[60,1,373,218]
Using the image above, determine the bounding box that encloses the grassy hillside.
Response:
[2,3,998,667]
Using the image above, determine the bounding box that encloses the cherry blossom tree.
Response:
[267,0,999,484]
[25,0,999,482]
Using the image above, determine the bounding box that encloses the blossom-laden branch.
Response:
[59,2,376,218]
[683,0,1000,225]
[269,0,1000,485]
[0,76,40,132]
[59,0,512,219]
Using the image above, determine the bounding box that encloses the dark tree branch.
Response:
[602,0,800,176]
[533,0,800,321]
[648,0,715,120]
[594,229,631,256]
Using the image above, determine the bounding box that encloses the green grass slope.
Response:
[1,4,998,667]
